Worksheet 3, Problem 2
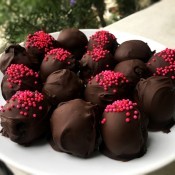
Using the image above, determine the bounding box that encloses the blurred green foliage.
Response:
[0,0,159,42]
[0,0,105,42]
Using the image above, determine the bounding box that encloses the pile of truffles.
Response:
[0,29,175,161]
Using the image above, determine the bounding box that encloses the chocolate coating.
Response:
[100,99,147,161]
[40,48,79,82]
[1,64,41,100]
[42,69,84,106]
[79,48,115,83]
[0,90,50,145]
[135,76,175,132]
[50,99,100,157]
[114,40,153,63]
[84,71,130,111]
[87,30,118,54]
[0,44,33,74]
[57,28,88,60]
[114,59,150,87]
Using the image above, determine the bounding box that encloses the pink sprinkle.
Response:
[125,112,130,117]
[125,118,130,123]
[133,115,138,119]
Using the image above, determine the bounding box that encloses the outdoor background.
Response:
[0,0,159,52]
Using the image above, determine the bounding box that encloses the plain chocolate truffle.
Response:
[50,99,100,158]
[100,99,147,161]
[135,76,175,132]
[114,40,153,63]
[114,59,150,87]
[42,69,84,106]
[0,90,50,145]
[40,48,79,82]
[0,44,33,74]
[57,28,88,60]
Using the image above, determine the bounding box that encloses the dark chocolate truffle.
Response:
[114,59,150,87]
[79,48,115,83]
[84,70,129,110]
[50,99,99,158]
[100,99,147,161]
[57,28,88,60]
[114,40,153,63]
[135,76,175,132]
[0,44,33,74]
[87,30,118,54]
[1,64,41,100]
[147,48,175,81]
[42,69,84,106]
[0,90,50,145]
[25,31,56,65]
[40,48,79,82]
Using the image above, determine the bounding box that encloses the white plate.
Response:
[0,29,175,175]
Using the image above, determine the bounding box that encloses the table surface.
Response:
[3,0,175,174]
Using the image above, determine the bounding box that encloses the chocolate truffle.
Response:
[87,30,118,54]
[25,31,56,65]
[57,28,88,60]
[0,44,33,74]
[114,40,153,63]
[114,59,150,87]
[147,48,175,82]
[79,48,115,83]
[40,48,79,82]
[42,69,84,106]
[1,64,41,100]
[0,90,50,145]
[50,99,99,158]
[135,76,175,132]
[100,99,147,161]
[84,70,129,111]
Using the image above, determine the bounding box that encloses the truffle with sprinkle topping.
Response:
[0,90,50,145]
[42,69,84,106]
[40,48,79,82]
[57,28,88,60]
[25,31,56,66]
[84,70,130,111]
[79,48,115,83]
[114,40,153,63]
[147,48,175,82]
[100,99,147,161]
[50,99,100,158]
[87,30,118,54]
[0,44,34,74]
[1,64,41,100]
[135,76,175,132]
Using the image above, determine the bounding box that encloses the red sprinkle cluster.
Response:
[90,70,128,91]
[90,30,116,48]
[44,48,71,62]
[5,64,39,89]
[101,99,139,124]
[25,31,55,53]
[0,90,44,118]
[86,48,110,62]
[148,48,175,79]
